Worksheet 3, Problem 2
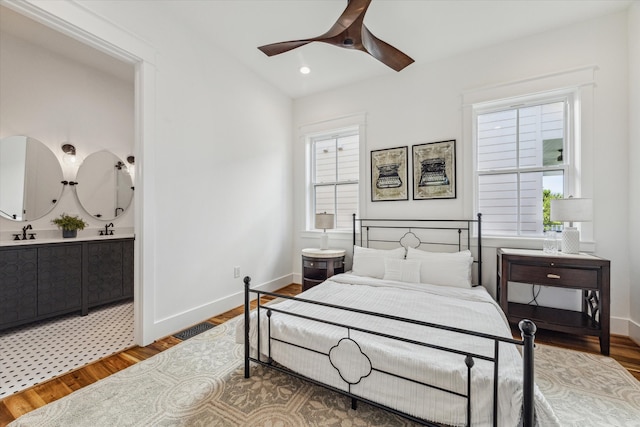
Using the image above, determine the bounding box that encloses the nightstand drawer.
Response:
[509,264,598,289]
[303,259,327,269]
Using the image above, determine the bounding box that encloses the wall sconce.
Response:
[61,143,78,165]
[550,197,593,254]
[315,212,335,250]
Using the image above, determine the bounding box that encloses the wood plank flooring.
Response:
[1,283,638,426]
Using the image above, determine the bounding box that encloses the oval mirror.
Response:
[75,151,134,220]
[0,135,64,221]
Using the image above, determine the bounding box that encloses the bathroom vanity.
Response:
[0,236,134,331]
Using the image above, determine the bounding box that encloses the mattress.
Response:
[239,273,560,427]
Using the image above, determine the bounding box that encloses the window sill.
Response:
[482,235,596,253]
[300,230,356,242]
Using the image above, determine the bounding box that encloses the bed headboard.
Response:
[352,213,483,287]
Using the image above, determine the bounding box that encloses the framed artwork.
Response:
[371,146,408,202]
[412,139,456,200]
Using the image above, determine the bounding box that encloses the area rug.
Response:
[8,316,640,427]
[533,344,640,427]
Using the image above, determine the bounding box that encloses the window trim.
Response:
[301,113,366,233]
[472,91,577,237]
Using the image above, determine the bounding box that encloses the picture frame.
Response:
[371,146,409,202]
[412,139,456,200]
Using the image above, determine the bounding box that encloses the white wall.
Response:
[26,0,295,343]
[628,1,640,344]
[293,11,633,335]
[0,30,135,235]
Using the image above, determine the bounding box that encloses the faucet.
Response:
[22,224,32,240]
[100,223,114,236]
[115,207,124,217]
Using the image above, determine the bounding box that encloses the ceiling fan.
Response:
[258,0,414,72]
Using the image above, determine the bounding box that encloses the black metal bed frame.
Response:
[243,214,537,427]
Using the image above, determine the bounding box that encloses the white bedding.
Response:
[239,274,560,427]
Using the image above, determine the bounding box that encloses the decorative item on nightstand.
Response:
[315,212,335,250]
[550,197,592,254]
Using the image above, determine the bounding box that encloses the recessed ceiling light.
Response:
[299,66,311,75]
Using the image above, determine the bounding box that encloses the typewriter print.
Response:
[412,140,456,200]
[376,164,403,189]
[371,146,408,201]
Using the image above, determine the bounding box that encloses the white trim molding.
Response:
[4,0,159,346]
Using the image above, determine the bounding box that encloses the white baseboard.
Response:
[611,316,629,336]
[292,273,302,284]
[149,274,294,343]
[629,318,640,346]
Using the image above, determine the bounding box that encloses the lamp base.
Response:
[561,227,580,254]
[320,233,329,250]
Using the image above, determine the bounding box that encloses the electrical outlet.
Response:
[234,266,240,278]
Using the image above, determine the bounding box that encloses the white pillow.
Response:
[351,246,406,279]
[405,247,473,288]
[383,258,421,283]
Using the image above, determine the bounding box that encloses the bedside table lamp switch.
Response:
[550,197,592,254]
[315,212,335,250]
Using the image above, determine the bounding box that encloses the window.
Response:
[475,94,573,236]
[310,129,359,230]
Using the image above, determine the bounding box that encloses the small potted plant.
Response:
[51,213,88,238]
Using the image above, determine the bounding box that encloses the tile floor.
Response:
[0,301,134,397]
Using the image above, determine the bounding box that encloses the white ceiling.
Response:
[1,1,633,99]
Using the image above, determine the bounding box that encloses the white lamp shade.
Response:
[315,213,335,230]
[550,198,593,223]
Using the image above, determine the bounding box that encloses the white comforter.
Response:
[239,274,560,427]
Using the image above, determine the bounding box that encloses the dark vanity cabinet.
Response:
[86,240,134,307]
[0,247,38,326]
[37,244,82,316]
[0,237,134,331]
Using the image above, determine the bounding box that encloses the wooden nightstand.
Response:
[301,248,345,292]
[497,248,610,355]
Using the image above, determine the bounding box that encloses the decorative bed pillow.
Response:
[351,246,406,279]
[405,247,473,288]
[382,258,421,283]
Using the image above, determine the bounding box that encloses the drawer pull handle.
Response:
[547,273,561,279]
[309,263,314,267]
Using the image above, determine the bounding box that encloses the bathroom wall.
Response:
[0,28,135,238]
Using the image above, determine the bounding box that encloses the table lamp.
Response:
[315,212,335,250]
[550,197,592,254]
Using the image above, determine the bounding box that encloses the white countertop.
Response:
[0,233,135,246]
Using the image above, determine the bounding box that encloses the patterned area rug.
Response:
[8,316,640,427]
[534,344,640,427]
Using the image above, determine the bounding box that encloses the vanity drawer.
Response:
[509,263,598,289]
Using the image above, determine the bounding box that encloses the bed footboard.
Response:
[242,276,537,427]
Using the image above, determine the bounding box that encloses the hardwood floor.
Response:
[1,283,638,426]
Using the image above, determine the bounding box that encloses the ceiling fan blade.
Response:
[321,0,371,39]
[361,25,414,72]
[257,0,413,72]
[258,40,313,57]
